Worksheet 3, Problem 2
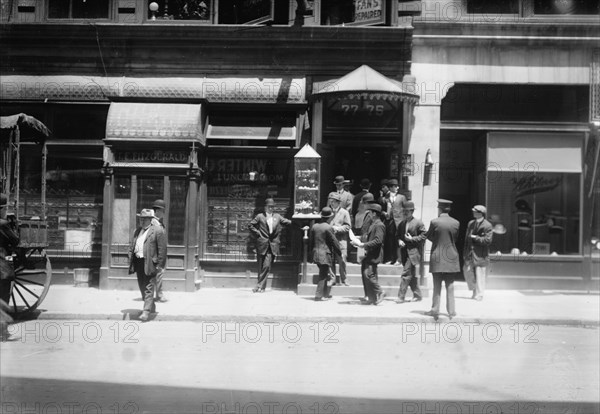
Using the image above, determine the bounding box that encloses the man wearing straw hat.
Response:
[463,204,493,301]
[128,208,167,322]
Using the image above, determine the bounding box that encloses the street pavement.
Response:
[15,283,600,326]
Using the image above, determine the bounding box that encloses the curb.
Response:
[22,312,600,327]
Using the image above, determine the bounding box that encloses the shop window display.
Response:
[487,171,581,256]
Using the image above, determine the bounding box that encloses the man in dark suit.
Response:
[352,203,386,305]
[383,178,406,264]
[410,199,460,320]
[310,207,341,301]
[351,178,372,226]
[249,198,291,293]
[463,204,494,301]
[396,201,425,303]
[128,209,167,322]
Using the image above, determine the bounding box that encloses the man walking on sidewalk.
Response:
[129,209,167,322]
[463,204,493,301]
[396,201,425,303]
[310,207,341,301]
[352,203,386,305]
[249,198,291,293]
[409,199,460,320]
[152,199,168,303]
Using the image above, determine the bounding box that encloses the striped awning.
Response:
[105,102,204,144]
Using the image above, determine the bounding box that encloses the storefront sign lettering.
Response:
[512,175,562,197]
[115,151,188,163]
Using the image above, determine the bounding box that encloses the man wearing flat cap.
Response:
[128,208,167,321]
[333,175,353,211]
[395,201,425,303]
[310,207,342,301]
[328,192,351,286]
[151,199,168,303]
[463,205,493,301]
[249,198,291,293]
[352,203,386,305]
[408,199,460,319]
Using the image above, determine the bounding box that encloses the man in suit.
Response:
[310,207,342,301]
[351,203,386,305]
[409,199,460,320]
[463,204,494,301]
[249,198,291,293]
[128,209,167,322]
[351,178,372,233]
[328,192,351,286]
[383,178,406,264]
[152,199,168,303]
[333,175,353,211]
[396,201,425,303]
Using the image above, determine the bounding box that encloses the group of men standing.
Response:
[306,176,494,320]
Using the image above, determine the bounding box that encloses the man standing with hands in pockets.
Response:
[396,201,425,303]
[463,205,493,301]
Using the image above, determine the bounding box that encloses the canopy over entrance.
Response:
[311,65,419,103]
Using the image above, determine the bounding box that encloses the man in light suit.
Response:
[396,201,425,303]
[463,204,493,301]
[249,198,291,293]
[128,209,167,322]
[383,178,406,264]
[333,175,353,211]
[328,192,351,286]
[352,203,386,305]
[310,207,341,301]
[409,199,460,320]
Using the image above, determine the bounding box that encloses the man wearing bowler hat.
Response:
[310,207,341,301]
[396,201,425,303]
[351,203,386,305]
[408,199,460,320]
[333,175,353,211]
[152,199,168,303]
[249,198,291,293]
[463,204,493,301]
[128,208,167,322]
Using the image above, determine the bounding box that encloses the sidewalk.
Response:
[20,285,600,326]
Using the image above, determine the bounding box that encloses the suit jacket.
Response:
[362,217,386,264]
[396,216,426,266]
[338,190,353,211]
[310,221,341,266]
[330,207,351,247]
[128,224,167,277]
[249,212,291,256]
[463,218,493,267]
[351,190,370,218]
[419,213,460,273]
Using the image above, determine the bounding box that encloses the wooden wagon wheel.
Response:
[9,247,52,315]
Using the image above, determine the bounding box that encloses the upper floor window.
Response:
[467,0,519,14]
[533,0,599,15]
[48,0,110,19]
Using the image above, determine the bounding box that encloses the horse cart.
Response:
[1,113,52,315]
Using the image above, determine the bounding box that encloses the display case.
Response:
[293,144,321,218]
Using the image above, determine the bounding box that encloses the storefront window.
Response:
[112,177,131,245]
[169,178,188,245]
[533,0,599,15]
[204,151,294,260]
[48,0,110,19]
[487,132,583,256]
[467,0,519,14]
[136,177,164,215]
[487,171,580,255]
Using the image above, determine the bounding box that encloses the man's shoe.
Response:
[412,297,422,302]
[424,310,439,320]
[155,296,168,303]
[324,295,333,299]
[397,298,406,304]
[471,291,477,299]
[342,282,350,287]
[252,287,261,293]
[375,292,386,305]
[448,313,457,320]
[139,311,150,322]
[475,296,483,301]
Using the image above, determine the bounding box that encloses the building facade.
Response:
[1,0,598,291]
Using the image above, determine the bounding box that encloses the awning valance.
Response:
[312,65,419,103]
[488,132,583,173]
[105,103,204,144]
[206,125,296,141]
